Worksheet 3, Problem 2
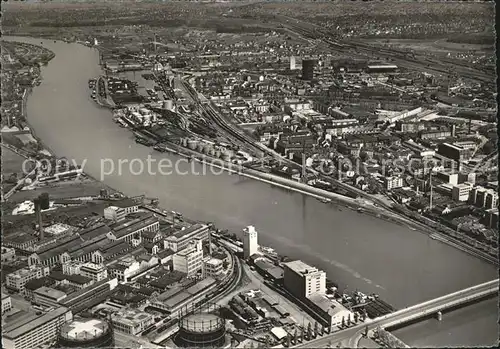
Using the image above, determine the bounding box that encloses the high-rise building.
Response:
[283,260,326,299]
[173,239,204,277]
[302,59,315,80]
[243,225,259,259]
[290,56,296,70]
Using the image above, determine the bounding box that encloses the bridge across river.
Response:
[296,279,499,348]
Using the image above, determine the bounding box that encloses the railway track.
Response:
[180,79,268,158]
[282,20,492,84]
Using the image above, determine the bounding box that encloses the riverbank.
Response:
[9,35,498,323]
[7,35,496,271]
[151,140,499,266]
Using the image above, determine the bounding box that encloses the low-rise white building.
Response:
[307,292,353,329]
[111,308,154,335]
[384,176,403,191]
[80,262,108,282]
[2,294,12,314]
[451,183,473,202]
[165,224,209,252]
[62,261,83,275]
[204,258,223,279]
[33,286,67,308]
[6,265,50,292]
[104,206,127,222]
[1,246,16,262]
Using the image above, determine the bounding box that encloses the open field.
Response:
[363,38,494,54]
[2,1,493,38]
[8,178,113,202]
[1,146,26,175]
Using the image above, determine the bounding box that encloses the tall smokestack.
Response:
[208,229,213,257]
[34,198,43,241]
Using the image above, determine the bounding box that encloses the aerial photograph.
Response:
[0,0,497,348]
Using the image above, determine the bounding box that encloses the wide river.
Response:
[5,36,498,346]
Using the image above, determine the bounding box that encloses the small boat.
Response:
[320,198,331,203]
[357,207,364,213]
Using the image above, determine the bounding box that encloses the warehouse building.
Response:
[283,260,326,300]
[2,307,73,349]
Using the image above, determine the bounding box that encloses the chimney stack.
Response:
[34,197,43,241]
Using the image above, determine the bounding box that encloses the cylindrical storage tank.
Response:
[222,153,231,162]
[57,317,114,348]
[187,139,198,150]
[175,303,226,348]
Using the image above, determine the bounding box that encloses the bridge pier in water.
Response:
[436,311,443,321]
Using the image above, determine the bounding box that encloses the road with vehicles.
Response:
[296,279,499,348]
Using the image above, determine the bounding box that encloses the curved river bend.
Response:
[5,36,497,346]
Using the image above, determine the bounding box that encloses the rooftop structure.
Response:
[283,260,326,299]
[165,224,209,252]
[2,307,73,349]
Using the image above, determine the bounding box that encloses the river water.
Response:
[4,36,498,346]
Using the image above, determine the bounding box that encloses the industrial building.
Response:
[33,286,67,308]
[243,225,259,259]
[103,206,128,222]
[437,142,475,162]
[110,308,154,335]
[2,307,73,349]
[204,258,224,279]
[59,278,118,313]
[79,263,108,282]
[173,239,204,277]
[6,264,50,292]
[306,293,352,329]
[451,183,473,202]
[107,214,159,242]
[301,59,315,80]
[27,224,112,267]
[165,224,209,252]
[283,260,326,299]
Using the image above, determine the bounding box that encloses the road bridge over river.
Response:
[296,279,498,348]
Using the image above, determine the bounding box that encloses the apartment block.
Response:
[6,265,50,292]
